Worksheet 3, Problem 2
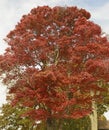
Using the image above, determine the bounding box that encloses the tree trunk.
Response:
[46,118,56,130]
[89,102,98,130]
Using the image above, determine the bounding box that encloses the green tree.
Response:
[0,102,91,130]
[0,103,36,130]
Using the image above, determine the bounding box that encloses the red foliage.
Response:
[0,6,109,121]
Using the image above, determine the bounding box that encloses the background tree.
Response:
[0,94,91,130]
[0,103,36,130]
[0,6,109,130]
[0,102,91,130]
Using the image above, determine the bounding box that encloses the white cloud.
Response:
[104,111,109,120]
[92,3,109,20]
[0,83,6,107]
[90,2,109,33]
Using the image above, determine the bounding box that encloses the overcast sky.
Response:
[0,0,109,119]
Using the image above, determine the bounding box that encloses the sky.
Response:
[0,0,109,119]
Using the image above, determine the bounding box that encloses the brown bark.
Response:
[46,118,56,130]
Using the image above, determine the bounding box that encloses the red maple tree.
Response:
[0,6,109,128]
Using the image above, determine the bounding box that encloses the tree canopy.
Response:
[0,6,109,128]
